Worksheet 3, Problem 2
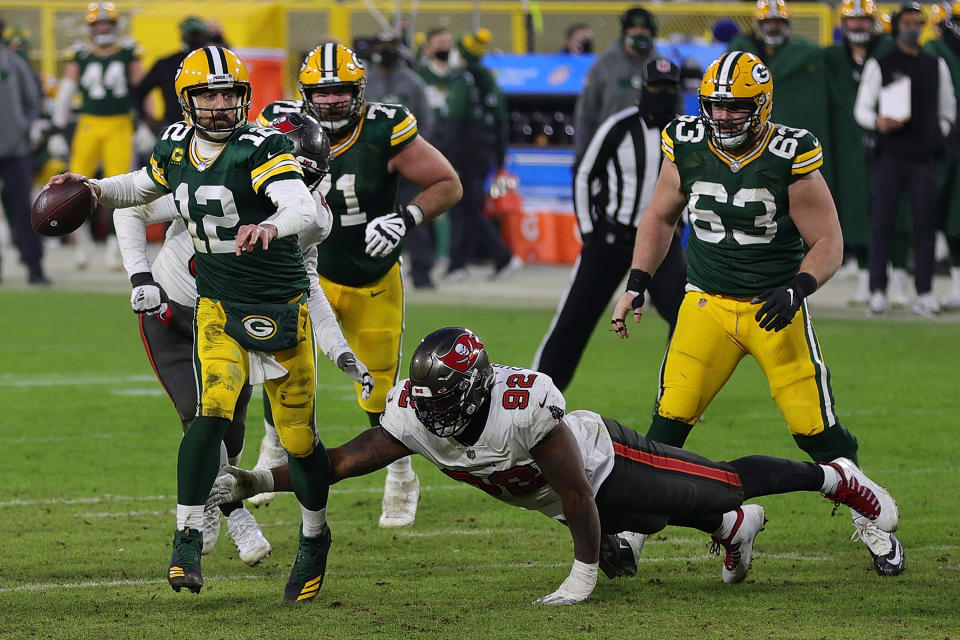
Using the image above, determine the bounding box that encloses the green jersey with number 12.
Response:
[661,116,824,296]
[258,100,419,287]
[147,121,308,303]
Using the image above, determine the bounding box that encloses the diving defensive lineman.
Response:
[611,51,905,576]
[251,42,462,526]
[49,46,337,602]
[209,327,900,604]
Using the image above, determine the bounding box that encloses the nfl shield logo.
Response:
[466,450,476,460]
[698,297,707,308]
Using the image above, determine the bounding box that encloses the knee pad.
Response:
[275,423,317,458]
[657,387,702,425]
[199,362,245,420]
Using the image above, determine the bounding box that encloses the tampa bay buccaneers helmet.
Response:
[408,328,495,438]
[298,42,367,136]
[268,112,331,189]
[840,0,879,42]
[86,2,119,47]
[755,0,791,46]
[699,51,773,150]
[175,46,252,140]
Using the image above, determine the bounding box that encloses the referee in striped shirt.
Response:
[533,58,687,391]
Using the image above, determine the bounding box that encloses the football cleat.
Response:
[378,474,420,528]
[199,503,220,554]
[710,505,767,584]
[284,524,332,603]
[248,430,287,507]
[226,507,272,566]
[824,458,899,533]
[168,528,203,593]
[599,532,645,579]
[852,521,905,577]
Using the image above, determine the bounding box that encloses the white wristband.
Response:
[406,203,424,226]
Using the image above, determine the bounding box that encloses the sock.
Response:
[728,455,824,499]
[819,463,842,495]
[228,448,243,467]
[177,415,231,505]
[667,513,723,535]
[220,501,242,517]
[366,410,382,428]
[301,505,328,537]
[646,414,694,447]
[288,443,332,512]
[794,424,859,466]
[263,418,279,446]
[386,456,415,483]
[177,504,205,530]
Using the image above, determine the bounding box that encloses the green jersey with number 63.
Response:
[147,121,308,303]
[68,42,140,116]
[258,99,419,287]
[661,116,824,296]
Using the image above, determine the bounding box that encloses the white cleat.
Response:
[248,431,287,507]
[912,293,942,318]
[599,531,645,579]
[226,507,272,566]
[851,518,905,576]
[824,457,899,533]
[711,504,767,584]
[199,503,221,555]
[867,291,890,316]
[378,474,420,528]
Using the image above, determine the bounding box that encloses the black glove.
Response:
[129,271,169,317]
[752,272,817,332]
[626,268,652,311]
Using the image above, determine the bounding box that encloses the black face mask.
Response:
[639,88,677,129]
[433,49,450,62]
[374,48,400,69]
[183,34,208,51]
[580,39,594,54]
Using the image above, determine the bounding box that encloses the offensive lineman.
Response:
[251,42,462,527]
[210,327,900,604]
[113,113,374,567]
[50,47,336,601]
[610,51,905,576]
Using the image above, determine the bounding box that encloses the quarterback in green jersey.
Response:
[252,42,461,529]
[49,46,338,602]
[610,51,905,577]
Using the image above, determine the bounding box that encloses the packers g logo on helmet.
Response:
[86,2,119,47]
[175,46,252,139]
[86,1,118,24]
[755,0,791,46]
[699,51,774,151]
[298,42,367,136]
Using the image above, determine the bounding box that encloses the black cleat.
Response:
[865,530,905,576]
[598,532,644,579]
[168,527,204,593]
[284,524,332,602]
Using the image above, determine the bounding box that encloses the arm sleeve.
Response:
[91,168,167,208]
[113,193,179,279]
[262,178,319,238]
[854,58,882,131]
[938,58,956,138]
[52,77,77,130]
[304,252,351,363]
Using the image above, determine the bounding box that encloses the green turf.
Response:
[0,289,958,639]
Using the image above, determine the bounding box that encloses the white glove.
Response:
[133,121,157,157]
[129,272,168,316]
[533,560,598,605]
[363,205,422,258]
[337,351,375,401]
[206,465,274,510]
[47,133,70,160]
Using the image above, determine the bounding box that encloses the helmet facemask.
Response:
[301,82,365,136]
[90,21,118,47]
[181,84,250,141]
[700,96,763,150]
[843,16,876,43]
[411,369,490,438]
[757,18,790,46]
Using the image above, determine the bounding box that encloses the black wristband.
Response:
[792,272,818,299]
[130,271,156,287]
[626,269,652,294]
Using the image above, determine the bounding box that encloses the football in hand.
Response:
[32,180,97,237]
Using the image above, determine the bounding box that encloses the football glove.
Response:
[533,560,597,606]
[363,205,423,258]
[752,272,818,332]
[337,351,375,400]
[206,465,274,510]
[47,133,70,160]
[130,272,168,317]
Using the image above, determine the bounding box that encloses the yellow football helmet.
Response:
[755,0,791,46]
[86,2,119,47]
[878,11,893,32]
[175,46,251,139]
[85,2,118,24]
[298,42,367,136]
[699,51,773,150]
[840,0,878,42]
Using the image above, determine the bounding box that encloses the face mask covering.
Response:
[580,39,594,54]
[898,27,921,47]
[375,49,400,69]
[639,89,677,129]
[433,49,450,62]
[624,33,652,55]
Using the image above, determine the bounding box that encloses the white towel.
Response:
[248,350,289,385]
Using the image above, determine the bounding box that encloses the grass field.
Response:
[1,288,958,639]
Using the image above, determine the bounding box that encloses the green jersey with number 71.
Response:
[147,121,309,303]
[257,99,419,287]
[661,115,824,296]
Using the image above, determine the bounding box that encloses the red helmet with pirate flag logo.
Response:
[408,327,495,437]
[268,112,331,189]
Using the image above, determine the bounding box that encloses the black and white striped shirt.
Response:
[573,106,662,236]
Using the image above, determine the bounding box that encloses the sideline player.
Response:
[210,327,900,604]
[252,42,462,527]
[610,51,904,576]
[113,113,374,567]
[50,47,335,601]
